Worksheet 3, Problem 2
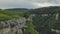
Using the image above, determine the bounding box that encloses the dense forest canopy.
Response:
[29,6,60,34]
[30,6,60,14]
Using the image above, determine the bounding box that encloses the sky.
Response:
[0,0,60,9]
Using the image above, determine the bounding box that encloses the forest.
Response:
[30,6,60,34]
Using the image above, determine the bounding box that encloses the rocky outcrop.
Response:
[0,18,27,34]
[0,18,26,28]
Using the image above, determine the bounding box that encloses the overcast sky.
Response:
[0,0,60,9]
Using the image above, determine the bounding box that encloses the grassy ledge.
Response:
[24,21,39,34]
[0,10,25,20]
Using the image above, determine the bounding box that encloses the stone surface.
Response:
[0,18,27,34]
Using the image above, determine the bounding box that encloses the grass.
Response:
[0,14,12,20]
[24,21,39,34]
[0,9,25,20]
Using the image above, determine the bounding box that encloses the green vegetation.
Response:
[0,9,38,34]
[24,21,39,34]
[0,14,12,20]
[32,14,57,34]
[23,12,30,19]
[0,9,25,20]
[0,6,60,34]
[30,6,60,34]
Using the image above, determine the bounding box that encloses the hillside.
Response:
[30,6,60,34]
[6,8,29,12]
[0,9,26,20]
[0,6,60,34]
[30,6,60,14]
[0,9,38,34]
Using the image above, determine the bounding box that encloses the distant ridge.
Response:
[30,6,60,14]
[6,8,29,12]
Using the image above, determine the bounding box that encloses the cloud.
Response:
[32,2,55,7]
[0,0,35,9]
[30,0,60,8]
[0,0,60,9]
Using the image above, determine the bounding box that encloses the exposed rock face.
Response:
[51,29,60,33]
[0,18,27,34]
[0,18,26,28]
